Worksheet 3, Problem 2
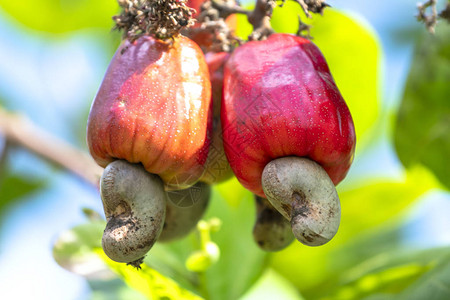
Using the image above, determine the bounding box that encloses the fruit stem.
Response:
[247,0,276,40]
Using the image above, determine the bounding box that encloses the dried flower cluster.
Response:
[113,0,195,41]
[287,0,329,17]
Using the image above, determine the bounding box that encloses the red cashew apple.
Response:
[88,35,212,189]
[222,33,356,246]
[87,35,212,263]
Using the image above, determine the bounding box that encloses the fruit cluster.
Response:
[86,0,355,266]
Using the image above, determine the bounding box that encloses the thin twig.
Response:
[286,0,330,18]
[209,0,251,18]
[417,0,438,33]
[0,108,103,187]
[247,0,276,40]
[296,14,312,39]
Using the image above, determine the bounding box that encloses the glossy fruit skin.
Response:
[222,33,356,197]
[200,52,233,183]
[87,35,212,189]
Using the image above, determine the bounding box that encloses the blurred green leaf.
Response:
[60,165,439,299]
[337,166,441,243]
[332,264,431,300]
[53,180,267,300]
[394,24,450,189]
[89,278,148,300]
[52,220,111,279]
[53,219,203,299]
[0,172,46,216]
[391,252,450,300]
[144,239,200,293]
[270,166,442,294]
[304,222,406,299]
[146,181,268,299]
[271,6,381,149]
[272,210,450,300]
[241,269,305,300]
[326,247,450,300]
[201,184,268,300]
[97,250,204,300]
[0,0,118,33]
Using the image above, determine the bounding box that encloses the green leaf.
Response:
[143,241,199,293]
[336,166,442,243]
[393,252,450,300]
[270,166,442,294]
[240,269,305,300]
[96,250,204,300]
[52,220,110,278]
[89,278,148,300]
[145,181,268,299]
[272,211,450,300]
[53,219,203,299]
[326,248,450,300]
[53,180,267,300]
[394,24,450,189]
[271,6,382,148]
[201,184,268,300]
[0,172,45,217]
[0,0,118,33]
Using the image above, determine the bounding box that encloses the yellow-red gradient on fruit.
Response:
[87,36,212,189]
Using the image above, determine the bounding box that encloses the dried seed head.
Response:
[113,0,195,41]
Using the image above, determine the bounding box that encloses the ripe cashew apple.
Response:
[87,35,212,264]
[222,33,356,246]
[87,35,212,189]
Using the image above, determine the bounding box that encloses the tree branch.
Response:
[0,108,103,187]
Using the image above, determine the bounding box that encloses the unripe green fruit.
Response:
[253,196,294,251]
[159,181,211,242]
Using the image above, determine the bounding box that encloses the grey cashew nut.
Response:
[100,160,166,264]
[253,195,294,252]
[159,181,211,242]
[261,157,341,246]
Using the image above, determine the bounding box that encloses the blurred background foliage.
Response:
[0,0,449,299]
